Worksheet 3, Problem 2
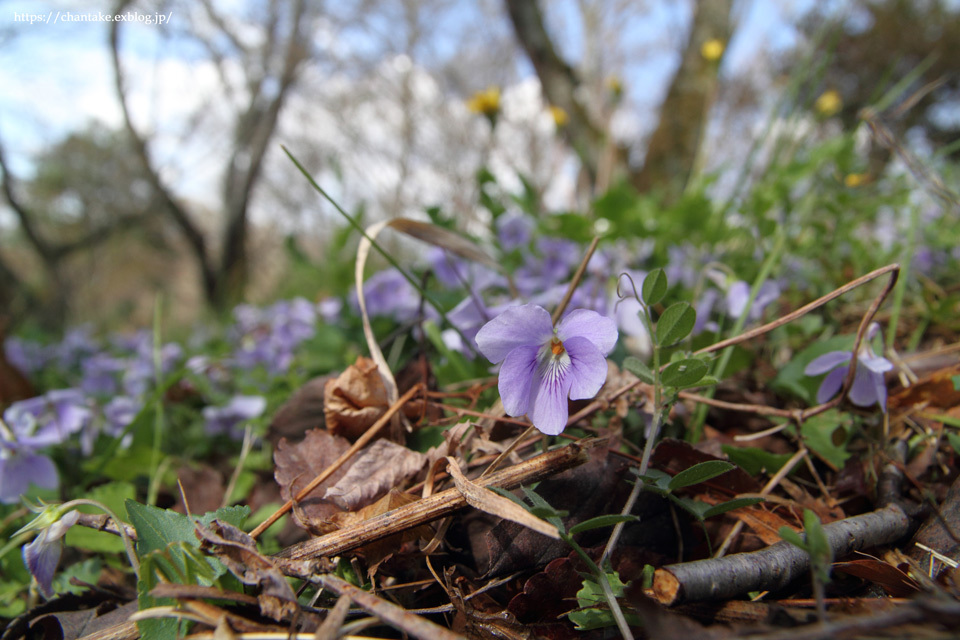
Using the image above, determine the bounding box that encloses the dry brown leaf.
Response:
[446,456,560,540]
[194,519,299,621]
[324,439,427,510]
[267,374,334,447]
[890,364,960,411]
[324,357,391,441]
[274,429,351,534]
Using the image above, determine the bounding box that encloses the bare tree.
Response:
[110,0,311,310]
[506,0,733,199]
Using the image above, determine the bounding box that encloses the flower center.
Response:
[550,337,565,356]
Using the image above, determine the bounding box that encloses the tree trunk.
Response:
[631,0,733,197]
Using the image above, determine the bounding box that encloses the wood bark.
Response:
[109,0,309,310]
[631,0,733,196]
[653,503,913,606]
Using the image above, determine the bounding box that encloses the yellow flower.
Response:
[815,90,842,117]
[606,75,623,100]
[549,105,569,127]
[844,173,868,188]
[700,38,725,62]
[467,86,500,117]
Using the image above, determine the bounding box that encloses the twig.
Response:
[274,439,597,567]
[249,384,421,539]
[653,502,913,606]
[316,574,465,640]
[714,448,808,558]
[552,235,600,324]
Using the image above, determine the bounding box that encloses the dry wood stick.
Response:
[653,502,912,606]
[249,384,421,539]
[274,439,595,564]
[317,574,466,640]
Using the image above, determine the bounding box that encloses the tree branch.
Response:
[630,0,733,196]
[505,0,608,183]
[109,0,218,301]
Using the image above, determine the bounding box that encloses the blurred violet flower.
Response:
[123,340,183,397]
[428,248,503,291]
[203,395,266,439]
[496,212,534,250]
[103,396,141,438]
[352,268,421,323]
[0,450,59,503]
[515,237,579,295]
[317,297,342,324]
[4,390,91,448]
[20,507,79,598]
[4,337,50,374]
[81,353,125,395]
[804,323,893,411]
[475,304,617,435]
[725,280,781,321]
[55,326,99,369]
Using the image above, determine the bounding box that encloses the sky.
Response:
[0,0,819,227]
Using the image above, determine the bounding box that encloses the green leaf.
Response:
[66,482,136,553]
[661,358,708,388]
[802,509,833,564]
[622,356,654,384]
[655,302,696,347]
[947,431,960,456]
[673,496,711,520]
[568,514,639,535]
[635,468,672,492]
[800,410,851,469]
[667,461,734,491]
[641,269,667,306]
[779,526,806,550]
[569,572,638,631]
[953,374,960,391]
[722,445,795,476]
[702,497,765,519]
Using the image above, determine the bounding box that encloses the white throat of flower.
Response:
[537,336,571,382]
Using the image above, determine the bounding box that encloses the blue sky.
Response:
[0,0,817,199]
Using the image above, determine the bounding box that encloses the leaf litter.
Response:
[8,238,960,640]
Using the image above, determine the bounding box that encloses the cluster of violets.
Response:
[0,298,344,504]
[2,209,898,507]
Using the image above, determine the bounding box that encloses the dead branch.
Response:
[653,503,913,606]
[316,573,466,640]
[274,439,597,566]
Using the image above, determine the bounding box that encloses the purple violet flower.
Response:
[475,304,617,435]
[804,323,893,411]
[21,508,80,598]
[497,212,534,250]
[203,395,266,439]
[0,450,59,503]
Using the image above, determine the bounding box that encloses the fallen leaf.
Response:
[324,356,395,441]
[194,519,299,621]
[173,465,225,516]
[268,375,335,447]
[447,456,560,539]
[324,439,427,510]
[889,364,960,411]
[833,557,920,597]
[274,429,351,534]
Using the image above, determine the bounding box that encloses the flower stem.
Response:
[61,499,139,577]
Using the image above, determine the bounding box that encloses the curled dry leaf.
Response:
[324,439,427,510]
[194,519,300,621]
[274,429,352,534]
[324,356,395,441]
